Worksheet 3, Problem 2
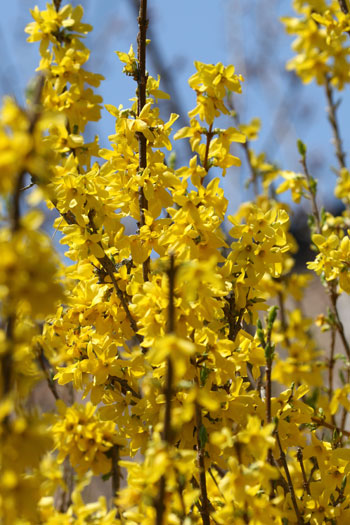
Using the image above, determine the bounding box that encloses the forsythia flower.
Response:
[276,170,309,203]
[3,1,350,524]
[52,401,126,476]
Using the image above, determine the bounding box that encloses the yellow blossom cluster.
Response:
[282,0,350,88]
[308,231,350,292]
[52,401,126,476]
[0,76,64,525]
[3,1,350,524]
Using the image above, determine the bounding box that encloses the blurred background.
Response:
[2,0,350,216]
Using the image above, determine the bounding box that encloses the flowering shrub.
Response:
[2,1,350,524]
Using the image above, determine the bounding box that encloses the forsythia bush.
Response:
[2,0,350,523]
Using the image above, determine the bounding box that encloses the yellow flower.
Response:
[116,44,137,76]
[147,334,196,379]
[276,170,309,203]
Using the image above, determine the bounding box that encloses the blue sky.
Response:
[1,0,350,217]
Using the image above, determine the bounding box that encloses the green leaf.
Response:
[341,475,347,492]
[198,424,208,448]
[200,365,211,386]
[267,305,278,327]
[309,176,317,196]
[264,343,275,361]
[168,151,177,170]
[297,139,307,157]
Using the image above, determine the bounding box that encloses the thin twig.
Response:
[275,431,304,524]
[53,0,62,12]
[2,317,15,399]
[340,406,348,436]
[265,359,272,426]
[19,182,35,192]
[340,367,350,436]
[175,468,187,521]
[338,0,349,13]
[324,75,346,170]
[301,153,322,234]
[167,254,176,334]
[111,445,121,517]
[2,76,45,400]
[156,254,176,525]
[58,209,142,344]
[328,283,350,361]
[195,402,210,525]
[337,1,350,37]
[163,254,176,442]
[136,0,150,282]
[328,327,336,403]
[311,416,350,437]
[37,345,60,401]
[277,289,291,348]
[110,376,141,399]
[301,152,350,361]
[296,448,311,496]
[57,458,74,512]
[11,75,44,232]
[99,254,142,343]
[130,0,191,144]
[203,124,214,173]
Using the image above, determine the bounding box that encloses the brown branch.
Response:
[53,0,62,12]
[175,469,187,520]
[337,1,350,38]
[265,359,272,425]
[19,182,35,192]
[340,367,350,437]
[340,406,348,436]
[264,313,276,469]
[324,75,346,170]
[37,345,60,401]
[275,431,304,524]
[2,76,45,401]
[328,325,336,403]
[136,0,150,282]
[11,75,45,232]
[111,445,121,517]
[301,153,322,234]
[58,209,143,344]
[12,170,26,232]
[265,320,273,427]
[262,308,277,431]
[311,416,350,437]
[301,151,350,361]
[163,254,176,443]
[2,316,15,400]
[130,0,191,143]
[328,283,350,361]
[156,476,166,525]
[277,289,290,348]
[110,376,141,399]
[167,254,176,334]
[296,448,311,496]
[57,458,74,512]
[98,254,142,343]
[195,402,210,525]
[338,0,350,13]
[203,124,214,172]
[156,254,176,525]
[225,290,249,343]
